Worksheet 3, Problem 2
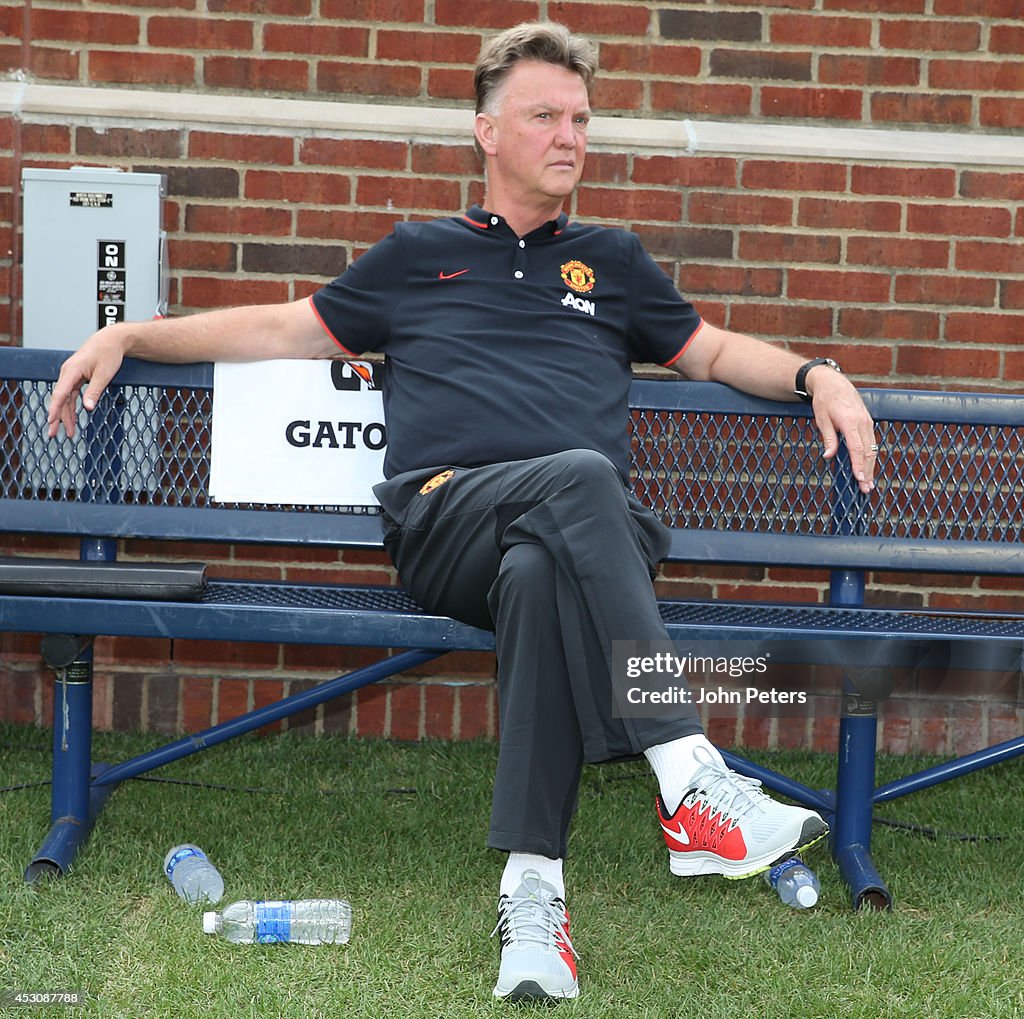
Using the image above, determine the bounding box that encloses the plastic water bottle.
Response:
[164,844,224,905]
[202,899,353,944]
[764,857,820,908]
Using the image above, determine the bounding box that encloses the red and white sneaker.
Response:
[657,749,829,879]
[491,870,579,1002]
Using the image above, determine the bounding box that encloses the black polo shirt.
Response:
[310,205,704,482]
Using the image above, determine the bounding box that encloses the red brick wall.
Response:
[4,129,1022,385]
[4,0,1024,129]
[2,1,1022,755]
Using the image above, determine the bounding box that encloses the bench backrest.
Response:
[627,379,1024,575]
[3,347,1023,575]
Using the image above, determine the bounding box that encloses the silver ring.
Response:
[870,444,879,452]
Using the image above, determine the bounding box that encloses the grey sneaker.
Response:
[491,870,579,1002]
[657,747,829,878]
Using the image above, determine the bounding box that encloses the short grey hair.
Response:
[474,21,599,117]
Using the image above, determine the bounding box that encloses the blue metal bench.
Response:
[2,346,1022,909]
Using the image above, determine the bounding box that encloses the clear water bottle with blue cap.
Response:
[763,856,820,909]
[164,844,224,905]
[202,899,352,944]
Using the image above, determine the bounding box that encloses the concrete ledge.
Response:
[3,79,1023,167]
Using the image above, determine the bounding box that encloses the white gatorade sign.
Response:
[209,360,385,506]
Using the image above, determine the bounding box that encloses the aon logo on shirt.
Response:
[561,291,596,317]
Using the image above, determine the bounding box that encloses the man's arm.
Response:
[673,322,877,494]
[47,298,339,439]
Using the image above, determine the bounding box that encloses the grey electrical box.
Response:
[21,166,167,349]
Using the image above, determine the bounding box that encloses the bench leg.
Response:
[25,648,444,882]
[723,694,894,911]
[25,646,117,883]
[833,695,892,911]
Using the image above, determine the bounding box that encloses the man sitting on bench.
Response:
[48,20,877,1005]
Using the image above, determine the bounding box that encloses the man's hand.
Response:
[45,299,340,441]
[47,327,127,439]
[804,364,877,494]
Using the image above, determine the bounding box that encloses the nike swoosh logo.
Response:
[661,821,690,845]
[438,269,470,280]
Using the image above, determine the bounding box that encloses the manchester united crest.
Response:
[419,469,455,495]
[560,260,596,294]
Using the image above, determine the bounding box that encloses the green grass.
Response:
[1,722,1021,1018]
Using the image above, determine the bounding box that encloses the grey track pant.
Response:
[373,448,703,859]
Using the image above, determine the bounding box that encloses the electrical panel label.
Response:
[71,191,114,208]
[97,241,127,328]
[97,270,126,302]
[98,241,126,269]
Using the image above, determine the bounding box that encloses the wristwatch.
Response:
[794,357,841,403]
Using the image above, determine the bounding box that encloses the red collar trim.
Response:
[462,207,570,235]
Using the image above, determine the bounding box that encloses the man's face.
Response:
[476,59,591,207]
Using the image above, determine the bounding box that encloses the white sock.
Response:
[644,733,725,816]
[501,852,565,899]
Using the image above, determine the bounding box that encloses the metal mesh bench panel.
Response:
[200,581,423,612]
[629,407,1024,543]
[658,599,1024,640]
[1,363,377,518]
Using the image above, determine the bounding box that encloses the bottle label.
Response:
[165,846,204,879]
[254,901,292,944]
[767,857,801,887]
